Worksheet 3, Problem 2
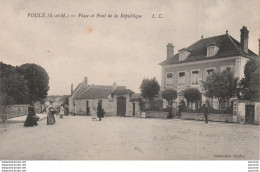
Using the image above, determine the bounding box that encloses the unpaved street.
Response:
[0,116,259,160]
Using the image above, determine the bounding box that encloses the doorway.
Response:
[133,103,135,117]
[117,97,126,116]
[86,100,89,116]
[245,105,255,124]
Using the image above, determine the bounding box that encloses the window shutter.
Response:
[186,71,189,86]
[174,73,178,88]
[199,70,203,84]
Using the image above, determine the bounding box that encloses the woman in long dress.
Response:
[47,104,56,125]
[24,103,39,127]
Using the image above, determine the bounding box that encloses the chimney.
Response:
[71,84,73,95]
[167,43,174,59]
[84,76,88,84]
[240,26,249,53]
[113,82,117,91]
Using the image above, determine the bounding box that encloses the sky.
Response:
[0,0,259,95]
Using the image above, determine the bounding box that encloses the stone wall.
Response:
[181,112,233,123]
[136,111,168,119]
[0,105,29,121]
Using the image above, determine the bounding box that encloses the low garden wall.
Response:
[1,105,30,121]
[181,112,233,123]
[136,111,168,119]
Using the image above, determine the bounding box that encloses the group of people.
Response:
[91,102,105,121]
[24,101,105,127]
[24,102,67,127]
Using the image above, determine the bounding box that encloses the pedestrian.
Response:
[91,107,97,121]
[97,102,103,121]
[24,102,39,127]
[87,106,90,116]
[203,103,209,123]
[167,104,173,119]
[59,104,64,119]
[47,103,56,125]
[73,101,76,116]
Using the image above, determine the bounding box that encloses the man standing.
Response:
[203,103,209,123]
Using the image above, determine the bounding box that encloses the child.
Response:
[59,104,64,119]
[91,107,97,121]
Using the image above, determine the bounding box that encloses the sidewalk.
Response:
[5,113,48,123]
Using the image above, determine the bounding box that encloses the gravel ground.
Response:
[0,116,259,160]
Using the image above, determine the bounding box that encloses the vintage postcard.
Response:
[0,0,259,164]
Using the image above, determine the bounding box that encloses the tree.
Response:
[183,88,201,110]
[161,89,178,105]
[140,77,160,101]
[0,62,29,105]
[183,88,201,103]
[239,58,260,101]
[18,63,50,102]
[202,69,238,109]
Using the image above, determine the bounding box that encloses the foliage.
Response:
[141,98,163,111]
[140,77,160,101]
[0,62,29,105]
[177,100,187,115]
[239,58,260,101]
[161,89,178,105]
[18,63,50,102]
[183,88,201,103]
[202,69,238,109]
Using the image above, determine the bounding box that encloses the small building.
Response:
[69,77,134,117]
[233,100,260,124]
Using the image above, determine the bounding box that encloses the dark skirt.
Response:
[24,115,39,127]
[47,111,55,125]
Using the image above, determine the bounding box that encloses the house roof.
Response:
[75,87,112,99]
[113,89,134,95]
[130,93,142,102]
[159,34,258,66]
[74,85,128,99]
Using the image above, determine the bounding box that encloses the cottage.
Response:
[69,77,134,117]
[159,26,259,110]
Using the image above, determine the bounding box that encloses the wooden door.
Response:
[133,103,135,117]
[245,105,255,124]
[86,100,89,116]
[117,97,126,116]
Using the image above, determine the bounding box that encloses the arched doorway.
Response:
[117,96,126,116]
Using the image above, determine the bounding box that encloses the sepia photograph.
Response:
[0,0,259,168]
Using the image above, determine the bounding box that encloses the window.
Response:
[179,50,190,61]
[166,73,173,87]
[207,69,214,76]
[191,71,199,85]
[178,72,185,85]
[207,46,219,57]
[179,52,185,61]
[221,66,233,72]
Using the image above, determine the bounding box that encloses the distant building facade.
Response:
[69,77,135,116]
[159,26,259,109]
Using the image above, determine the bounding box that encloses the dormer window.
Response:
[179,48,191,61]
[207,43,220,57]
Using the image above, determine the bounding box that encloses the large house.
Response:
[159,26,259,109]
[69,77,135,116]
